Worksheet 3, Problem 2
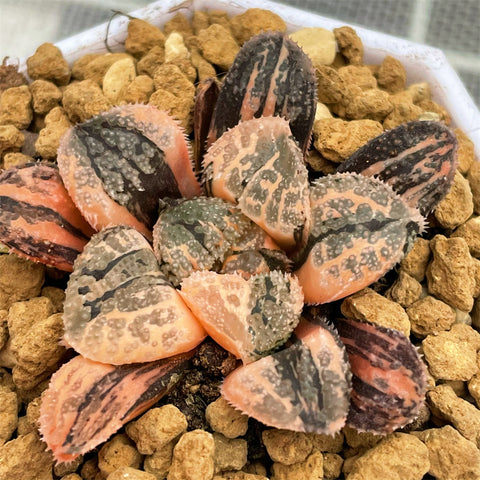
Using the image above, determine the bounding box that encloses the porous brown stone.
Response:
[416,426,480,480]
[422,323,480,381]
[426,235,476,311]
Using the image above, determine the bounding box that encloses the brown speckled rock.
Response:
[213,432,247,473]
[345,433,429,480]
[205,397,248,439]
[376,55,407,94]
[309,431,344,453]
[426,235,476,311]
[422,323,480,381]
[30,79,62,115]
[417,425,480,480]
[323,452,343,480]
[451,216,480,257]
[385,270,422,308]
[197,24,240,71]
[0,124,24,158]
[262,429,313,465]
[467,161,480,214]
[271,450,324,480]
[0,85,33,130]
[35,106,72,159]
[62,79,112,123]
[313,117,383,163]
[144,441,174,479]
[454,128,475,174]
[427,384,480,448]
[0,432,54,480]
[434,171,474,229]
[125,18,165,58]
[26,43,70,85]
[230,8,286,45]
[126,405,187,455]
[407,296,456,337]
[8,298,65,391]
[341,288,410,337]
[98,434,143,477]
[333,26,364,65]
[0,387,18,446]
[107,466,156,480]
[168,430,215,480]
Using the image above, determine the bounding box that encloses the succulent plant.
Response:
[0,162,94,271]
[0,30,454,463]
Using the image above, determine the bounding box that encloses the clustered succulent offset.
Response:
[0,31,458,462]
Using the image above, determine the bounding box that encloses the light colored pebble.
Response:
[102,57,137,104]
[422,323,480,380]
[416,426,480,480]
[341,287,410,337]
[205,397,248,439]
[165,32,190,62]
[79,52,133,86]
[426,235,476,312]
[167,429,215,480]
[314,102,333,122]
[407,296,456,337]
[126,404,187,455]
[427,384,480,448]
[346,433,429,480]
